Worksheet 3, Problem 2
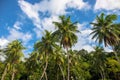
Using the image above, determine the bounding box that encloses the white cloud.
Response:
[22,33,32,42]
[18,0,41,29]
[104,47,113,52]
[72,23,94,52]
[18,0,90,31]
[33,28,42,38]
[0,38,9,48]
[18,0,93,52]
[0,27,32,58]
[82,45,94,52]
[7,28,32,43]
[0,20,32,49]
[67,0,90,10]
[77,23,84,30]
[33,0,90,15]
[0,55,5,61]
[41,15,59,32]
[94,0,120,10]
[36,0,68,15]
[13,21,22,30]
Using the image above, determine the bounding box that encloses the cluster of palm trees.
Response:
[0,13,120,80]
[91,13,120,64]
[0,40,25,80]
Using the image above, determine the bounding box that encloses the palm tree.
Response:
[25,52,40,80]
[51,46,66,80]
[90,13,120,46]
[53,15,79,80]
[91,46,107,80]
[34,30,57,80]
[90,13,120,63]
[1,40,25,80]
[113,24,120,53]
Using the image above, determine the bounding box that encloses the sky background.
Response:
[0,0,120,56]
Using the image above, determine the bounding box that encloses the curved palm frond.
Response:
[90,13,120,47]
[53,15,79,49]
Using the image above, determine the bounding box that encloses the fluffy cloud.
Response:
[0,28,32,59]
[0,21,32,48]
[0,38,8,61]
[7,28,32,43]
[21,0,90,15]
[33,28,42,38]
[0,56,5,61]
[18,0,41,29]
[0,38,9,48]
[94,0,120,10]
[72,23,95,52]
[18,0,95,52]
[18,0,90,30]
[41,16,60,31]
[67,0,90,10]
[33,16,59,38]
[0,22,32,59]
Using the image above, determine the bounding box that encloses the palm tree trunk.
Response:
[1,63,8,80]
[58,64,65,80]
[99,68,104,80]
[40,56,48,80]
[44,71,48,80]
[57,71,58,80]
[11,72,15,80]
[11,67,15,80]
[66,47,70,80]
[100,66,106,80]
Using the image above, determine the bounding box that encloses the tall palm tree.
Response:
[90,13,120,63]
[51,46,66,80]
[25,52,40,80]
[112,23,120,52]
[91,46,107,80]
[53,15,79,80]
[34,30,57,80]
[1,40,25,80]
[90,13,120,46]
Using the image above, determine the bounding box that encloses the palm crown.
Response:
[90,13,120,47]
[5,40,25,63]
[53,15,79,49]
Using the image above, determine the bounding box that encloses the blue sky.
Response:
[0,0,120,56]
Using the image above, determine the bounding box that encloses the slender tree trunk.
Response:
[40,56,48,80]
[102,69,105,80]
[66,47,70,80]
[57,71,58,80]
[44,71,48,80]
[11,72,15,80]
[100,70,104,80]
[1,63,8,80]
[58,64,65,80]
[100,66,106,80]
[103,71,105,80]
[11,67,15,80]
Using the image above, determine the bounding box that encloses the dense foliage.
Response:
[0,14,120,80]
